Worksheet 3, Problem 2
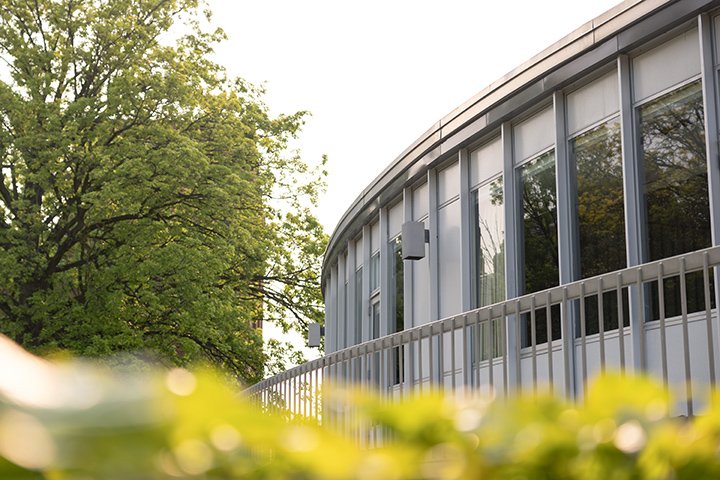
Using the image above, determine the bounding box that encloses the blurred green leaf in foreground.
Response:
[2,334,720,479]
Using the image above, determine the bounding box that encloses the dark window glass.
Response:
[371,300,380,339]
[571,118,628,334]
[519,150,561,345]
[390,237,404,384]
[519,150,559,294]
[370,252,380,291]
[572,118,625,277]
[638,80,714,318]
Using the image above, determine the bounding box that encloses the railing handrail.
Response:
[246,245,720,396]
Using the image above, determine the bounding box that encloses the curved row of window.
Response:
[323,10,720,355]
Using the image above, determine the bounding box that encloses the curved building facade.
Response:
[318,0,720,408]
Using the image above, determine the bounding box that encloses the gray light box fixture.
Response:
[401,221,429,260]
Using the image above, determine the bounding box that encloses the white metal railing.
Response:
[245,246,720,422]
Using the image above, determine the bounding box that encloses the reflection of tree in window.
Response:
[639,80,714,317]
[471,177,505,308]
[520,150,559,294]
[518,150,560,344]
[390,237,404,383]
[572,119,629,334]
[471,178,505,359]
[390,237,404,334]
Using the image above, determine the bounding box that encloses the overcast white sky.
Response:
[204,0,623,360]
[207,0,623,234]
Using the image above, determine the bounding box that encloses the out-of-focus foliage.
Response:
[2,337,720,479]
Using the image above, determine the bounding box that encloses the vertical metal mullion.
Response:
[618,54,646,374]
[460,149,473,313]
[501,121,519,392]
[428,169,440,322]
[699,15,720,372]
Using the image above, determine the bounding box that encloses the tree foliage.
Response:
[0,0,327,383]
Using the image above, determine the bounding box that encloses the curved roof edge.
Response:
[322,0,715,289]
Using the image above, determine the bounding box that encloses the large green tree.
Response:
[0,0,327,383]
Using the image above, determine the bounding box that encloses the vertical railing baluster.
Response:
[703,252,716,386]
[438,324,445,389]
[546,291,553,391]
[515,299,522,391]
[617,273,626,373]
[502,303,508,397]
[658,263,668,386]
[451,318,457,391]
[598,278,606,372]
[530,295,537,393]
[580,282,587,399]
[679,257,693,417]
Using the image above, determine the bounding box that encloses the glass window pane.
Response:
[519,150,558,294]
[390,237,404,334]
[638,80,714,318]
[471,178,505,308]
[571,118,625,278]
[370,252,380,291]
[518,150,560,346]
[639,80,710,260]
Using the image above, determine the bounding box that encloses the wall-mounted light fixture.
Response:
[308,323,324,347]
[401,221,429,260]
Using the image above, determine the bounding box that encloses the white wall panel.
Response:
[388,201,403,239]
[355,237,363,268]
[413,183,429,221]
[469,136,503,189]
[438,162,460,205]
[370,222,380,253]
[633,27,700,103]
[438,200,461,318]
[566,70,619,135]
[513,107,554,162]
